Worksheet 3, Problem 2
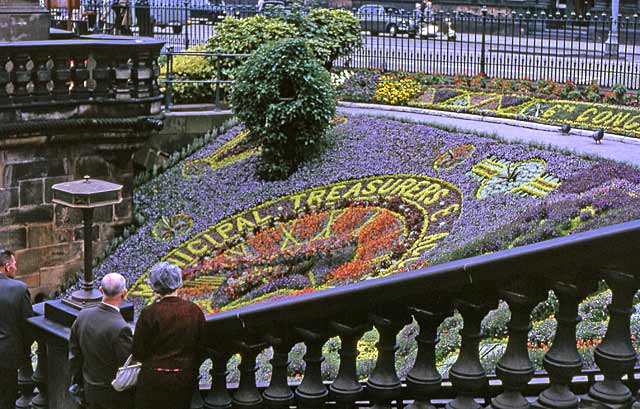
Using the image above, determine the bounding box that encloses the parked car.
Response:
[356,4,418,37]
[189,0,227,23]
[419,16,456,40]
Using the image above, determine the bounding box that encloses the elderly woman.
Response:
[132,262,206,409]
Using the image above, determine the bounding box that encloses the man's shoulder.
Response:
[75,305,128,329]
[76,304,122,320]
[0,277,28,295]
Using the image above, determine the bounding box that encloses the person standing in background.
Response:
[69,273,133,409]
[0,250,33,409]
[132,262,205,409]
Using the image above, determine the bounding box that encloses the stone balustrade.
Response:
[0,36,164,128]
[194,220,640,409]
[25,220,640,409]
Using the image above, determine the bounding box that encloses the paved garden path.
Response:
[338,102,640,167]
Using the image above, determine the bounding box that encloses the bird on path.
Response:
[592,128,605,144]
[560,124,571,134]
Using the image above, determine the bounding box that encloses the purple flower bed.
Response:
[94,115,640,316]
[336,71,380,102]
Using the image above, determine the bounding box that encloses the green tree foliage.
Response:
[205,16,298,83]
[230,39,336,180]
[206,9,361,77]
[301,9,362,70]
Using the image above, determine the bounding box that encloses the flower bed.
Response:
[97,114,640,380]
[334,70,640,138]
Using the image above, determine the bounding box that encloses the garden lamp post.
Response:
[52,176,123,308]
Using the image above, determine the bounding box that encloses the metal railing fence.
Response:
[160,48,250,110]
[338,8,640,88]
[45,0,640,89]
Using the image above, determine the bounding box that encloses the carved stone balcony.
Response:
[26,219,640,409]
[0,35,164,141]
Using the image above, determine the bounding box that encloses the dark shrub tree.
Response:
[230,39,336,180]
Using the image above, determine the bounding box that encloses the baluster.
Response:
[12,52,31,104]
[150,50,161,97]
[71,52,90,100]
[232,342,264,409]
[113,52,132,100]
[366,310,411,409]
[30,339,47,409]
[329,320,371,408]
[446,297,495,409]
[0,54,9,103]
[132,49,152,98]
[51,54,71,101]
[203,349,232,409]
[534,282,584,409]
[92,51,113,100]
[405,306,450,409]
[583,271,639,407]
[15,359,35,409]
[294,327,329,409]
[634,271,640,409]
[191,382,204,409]
[262,334,294,408]
[489,290,540,409]
[32,51,51,102]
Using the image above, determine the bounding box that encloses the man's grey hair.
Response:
[148,261,183,295]
[0,249,14,269]
[101,273,127,297]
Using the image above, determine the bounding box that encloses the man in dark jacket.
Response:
[69,273,134,409]
[0,249,33,409]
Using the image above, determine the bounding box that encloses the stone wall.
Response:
[0,136,139,299]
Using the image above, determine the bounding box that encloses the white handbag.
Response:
[111,355,142,392]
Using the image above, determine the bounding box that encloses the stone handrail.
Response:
[197,219,640,409]
[0,36,164,127]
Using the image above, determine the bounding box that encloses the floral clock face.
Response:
[130,175,464,314]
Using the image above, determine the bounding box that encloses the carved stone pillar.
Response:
[0,53,10,101]
[15,360,35,409]
[131,50,152,99]
[262,335,295,408]
[51,53,71,101]
[91,51,113,100]
[113,52,132,100]
[366,312,410,409]
[70,53,90,101]
[489,291,538,409]
[232,343,263,409]
[405,307,449,409]
[191,383,204,409]
[32,51,51,102]
[30,339,48,409]
[446,298,494,409]
[294,327,329,409]
[203,349,232,409]
[329,320,371,408]
[534,282,583,409]
[11,52,31,104]
[584,271,639,408]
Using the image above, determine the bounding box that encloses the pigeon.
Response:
[560,124,571,134]
[592,128,605,144]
